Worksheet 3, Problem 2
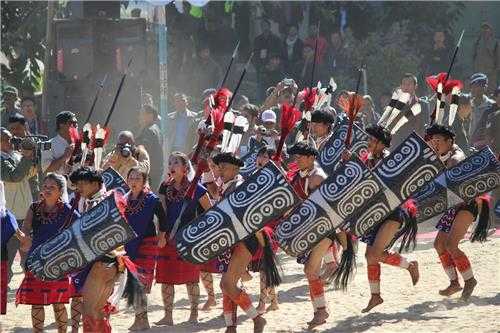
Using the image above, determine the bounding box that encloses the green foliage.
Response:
[336,21,422,99]
[1,1,47,95]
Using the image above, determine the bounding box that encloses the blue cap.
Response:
[470,73,488,86]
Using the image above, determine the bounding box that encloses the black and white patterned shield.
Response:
[348,134,444,236]
[25,193,137,281]
[102,167,130,194]
[413,147,500,223]
[239,150,259,179]
[318,119,368,175]
[176,161,300,264]
[276,133,443,256]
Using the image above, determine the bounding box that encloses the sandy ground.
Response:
[2,228,499,333]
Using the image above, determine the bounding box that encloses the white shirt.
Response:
[41,134,70,174]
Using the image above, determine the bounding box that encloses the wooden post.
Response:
[41,1,55,135]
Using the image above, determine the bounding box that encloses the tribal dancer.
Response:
[155,152,212,326]
[67,167,107,332]
[310,109,336,151]
[124,167,166,331]
[310,109,343,280]
[17,173,79,333]
[345,125,419,313]
[69,167,128,333]
[427,124,490,301]
[250,147,280,314]
[1,181,26,316]
[67,170,84,333]
[214,152,278,333]
[288,141,340,329]
[199,155,222,311]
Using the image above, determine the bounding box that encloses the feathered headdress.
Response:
[273,102,301,162]
[426,72,463,126]
[337,91,364,146]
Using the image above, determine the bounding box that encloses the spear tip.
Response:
[457,29,465,47]
[245,52,254,69]
[232,41,240,58]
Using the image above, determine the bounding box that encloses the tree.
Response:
[1,1,48,96]
[336,21,422,101]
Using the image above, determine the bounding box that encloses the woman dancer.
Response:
[17,173,80,333]
[155,152,212,325]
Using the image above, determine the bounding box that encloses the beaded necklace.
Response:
[35,200,64,225]
[125,190,148,215]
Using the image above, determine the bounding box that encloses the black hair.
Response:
[21,96,35,104]
[44,173,67,192]
[56,111,76,130]
[127,166,149,184]
[69,166,103,185]
[8,113,26,125]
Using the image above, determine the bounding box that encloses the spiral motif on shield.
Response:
[44,249,83,280]
[90,225,128,254]
[458,173,500,200]
[182,210,224,242]
[229,167,276,207]
[289,216,334,255]
[447,149,493,183]
[80,199,110,230]
[190,229,236,263]
[354,203,389,236]
[275,200,317,241]
[377,136,421,178]
[413,181,438,202]
[240,152,258,177]
[400,166,440,199]
[242,188,296,231]
[319,161,364,201]
[102,172,113,189]
[320,137,343,166]
[337,179,380,218]
[39,229,72,258]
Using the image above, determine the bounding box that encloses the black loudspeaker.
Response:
[55,19,94,81]
[50,18,147,131]
[67,1,121,19]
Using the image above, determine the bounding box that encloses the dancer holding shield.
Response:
[155,152,212,326]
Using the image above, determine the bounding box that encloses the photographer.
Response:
[8,114,39,198]
[102,130,150,180]
[0,127,37,283]
[248,109,280,152]
[40,111,77,175]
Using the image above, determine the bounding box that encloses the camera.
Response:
[10,135,51,164]
[119,143,134,158]
[257,125,268,136]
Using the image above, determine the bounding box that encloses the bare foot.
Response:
[408,261,420,286]
[253,315,267,333]
[266,302,279,312]
[225,326,237,333]
[188,309,198,323]
[241,271,253,282]
[154,315,173,326]
[461,277,477,301]
[256,302,266,314]
[307,307,329,329]
[361,294,384,313]
[201,298,216,311]
[439,280,462,296]
[129,319,150,331]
